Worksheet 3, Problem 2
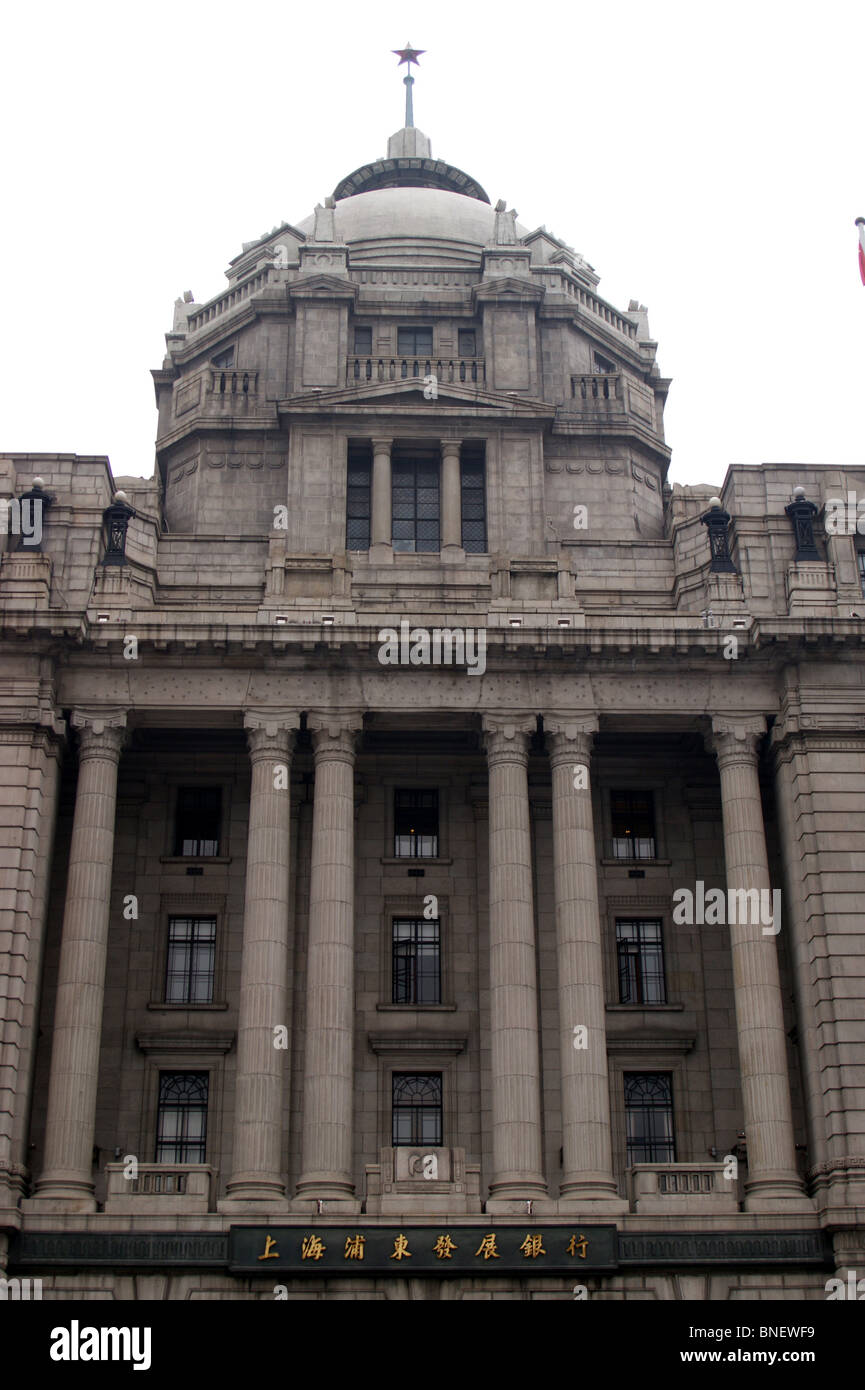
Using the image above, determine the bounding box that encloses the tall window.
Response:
[624,1073,675,1163]
[460,446,487,553]
[156,1073,209,1163]
[353,326,372,355]
[394,789,439,857]
[346,445,372,550]
[392,453,440,553]
[611,790,656,860]
[392,918,441,1004]
[174,787,221,857]
[165,917,216,1004]
[392,1073,442,1146]
[397,326,433,357]
[616,919,665,1004]
[458,328,477,357]
[857,548,865,597]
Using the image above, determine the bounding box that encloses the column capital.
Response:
[440,439,462,460]
[481,714,536,763]
[71,708,127,760]
[545,716,598,767]
[370,437,392,456]
[244,707,302,751]
[308,710,364,760]
[707,715,766,766]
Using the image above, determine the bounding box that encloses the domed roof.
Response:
[296,187,529,268]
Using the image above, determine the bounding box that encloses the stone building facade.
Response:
[1,97,864,1301]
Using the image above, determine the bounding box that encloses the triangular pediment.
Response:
[279,375,552,418]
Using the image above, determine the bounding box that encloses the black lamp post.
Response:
[785,486,820,561]
[701,496,737,573]
[102,491,136,566]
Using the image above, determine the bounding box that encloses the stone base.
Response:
[289,1197,362,1216]
[217,1197,291,1216]
[556,1195,630,1215]
[485,1197,559,1216]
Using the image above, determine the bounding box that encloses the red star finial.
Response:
[392,42,424,69]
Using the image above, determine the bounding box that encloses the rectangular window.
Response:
[460,445,487,553]
[394,789,439,858]
[624,1073,675,1164]
[211,346,235,368]
[165,917,216,1004]
[611,790,656,860]
[397,326,433,357]
[616,919,665,1004]
[391,452,440,553]
[392,1073,442,1146]
[392,918,441,1004]
[593,352,616,373]
[458,328,477,357]
[174,787,221,857]
[857,550,865,597]
[346,444,372,550]
[353,326,372,355]
[156,1072,208,1163]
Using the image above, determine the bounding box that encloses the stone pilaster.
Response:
[294,712,363,1210]
[709,716,811,1211]
[222,710,300,1209]
[31,709,127,1210]
[546,719,627,1210]
[370,437,392,561]
[0,717,63,1214]
[482,716,548,1207]
[440,440,463,561]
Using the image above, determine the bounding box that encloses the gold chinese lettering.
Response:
[566,1233,588,1259]
[433,1234,458,1260]
[257,1234,279,1261]
[474,1233,500,1260]
[301,1234,326,1261]
[519,1233,546,1259]
[390,1233,412,1261]
[344,1234,366,1261]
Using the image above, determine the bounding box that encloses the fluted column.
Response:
[223,710,299,1206]
[440,439,463,560]
[482,716,547,1204]
[546,719,627,1208]
[33,709,126,1208]
[295,712,362,1207]
[370,437,392,555]
[709,716,811,1210]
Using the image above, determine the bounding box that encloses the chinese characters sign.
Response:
[229,1226,618,1275]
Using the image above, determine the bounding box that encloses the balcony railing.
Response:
[347,355,486,386]
[103,1162,217,1213]
[628,1162,738,1213]
[207,368,259,398]
[571,372,622,402]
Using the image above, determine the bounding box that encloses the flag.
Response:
[858,219,865,286]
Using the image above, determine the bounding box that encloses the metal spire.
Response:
[392,42,425,128]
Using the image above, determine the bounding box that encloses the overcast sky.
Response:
[2,0,862,488]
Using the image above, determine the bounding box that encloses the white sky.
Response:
[2,0,862,488]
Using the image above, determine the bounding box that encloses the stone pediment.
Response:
[279,376,552,417]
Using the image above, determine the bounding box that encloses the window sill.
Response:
[147,1002,230,1012]
[606,1003,684,1013]
[159,856,232,865]
[380,856,453,867]
[376,1003,457,1013]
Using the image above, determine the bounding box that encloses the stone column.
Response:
[32,709,127,1208]
[546,719,627,1209]
[482,716,548,1206]
[295,712,362,1208]
[222,710,299,1207]
[440,439,463,560]
[709,716,810,1210]
[370,437,392,558]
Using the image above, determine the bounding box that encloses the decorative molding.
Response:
[135,1032,234,1054]
[367,1035,467,1057]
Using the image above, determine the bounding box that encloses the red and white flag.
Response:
[858,218,865,286]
